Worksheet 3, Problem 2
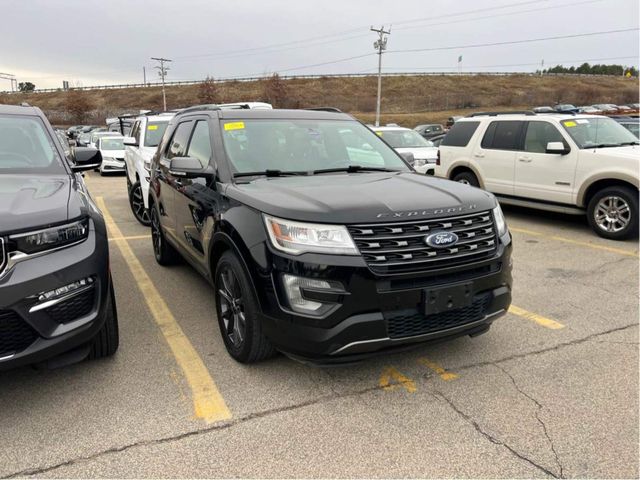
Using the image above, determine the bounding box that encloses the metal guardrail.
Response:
[0,72,629,94]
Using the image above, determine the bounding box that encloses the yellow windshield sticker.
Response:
[564,121,577,127]
[375,131,383,136]
[224,122,245,131]
[147,125,158,130]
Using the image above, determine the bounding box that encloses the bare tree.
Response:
[262,73,288,107]
[65,90,94,123]
[198,76,221,104]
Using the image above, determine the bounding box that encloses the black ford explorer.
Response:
[148,106,512,364]
[0,104,118,369]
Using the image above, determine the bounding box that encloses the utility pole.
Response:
[371,25,390,127]
[151,57,172,110]
[540,59,544,75]
[0,72,17,92]
[143,66,146,86]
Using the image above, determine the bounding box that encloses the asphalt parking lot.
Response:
[1,171,638,479]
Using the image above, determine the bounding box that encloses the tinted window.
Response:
[187,121,212,167]
[144,121,170,147]
[0,115,65,174]
[481,121,523,150]
[524,122,565,153]
[166,122,193,159]
[441,121,480,147]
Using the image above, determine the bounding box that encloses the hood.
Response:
[579,145,640,160]
[102,149,125,158]
[228,172,496,224]
[0,175,71,234]
[396,146,439,160]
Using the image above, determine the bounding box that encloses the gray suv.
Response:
[0,104,119,369]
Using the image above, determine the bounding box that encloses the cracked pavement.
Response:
[0,173,638,478]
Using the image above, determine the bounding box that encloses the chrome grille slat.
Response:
[349,210,498,274]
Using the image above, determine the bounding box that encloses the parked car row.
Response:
[533,103,639,115]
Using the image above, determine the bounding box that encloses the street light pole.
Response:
[371,26,390,127]
[151,57,172,111]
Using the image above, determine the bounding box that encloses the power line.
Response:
[388,27,639,55]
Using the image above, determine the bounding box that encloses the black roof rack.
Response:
[177,104,222,115]
[468,110,535,117]
[305,107,343,113]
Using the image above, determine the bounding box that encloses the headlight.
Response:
[10,218,90,254]
[413,159,427,167]
[492,204,508,237]
[103,156,115,162]
[264,215,358,255]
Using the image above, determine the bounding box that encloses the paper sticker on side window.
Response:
[564,121,577,127]
[224,122,245,131]
[147,125,158,130]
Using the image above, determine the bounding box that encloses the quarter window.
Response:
[187,121,213,167]
[440,121,480,147]
[524,122,565,153]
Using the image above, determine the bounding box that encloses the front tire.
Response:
[452,170,479,187]
[150,203,179,265]
[129,181,151,226]
[587,186,638,240]
[88,280,119,359]
[215,251,275,363]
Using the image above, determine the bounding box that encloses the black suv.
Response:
[0,104,118,369]
[149,107,512,364]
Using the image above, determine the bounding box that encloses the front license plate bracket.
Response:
[423,282,473,315]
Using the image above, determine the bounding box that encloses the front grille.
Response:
[348,211,497,275]
[0,310,38,357]
[385,293,492,339]
[45,288,95,324]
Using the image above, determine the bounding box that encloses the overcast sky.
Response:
[1,0,638,89]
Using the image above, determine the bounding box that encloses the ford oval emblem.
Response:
[425,231,459,248]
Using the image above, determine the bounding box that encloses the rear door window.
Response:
[441,121,480,147]
[481,121,523,150]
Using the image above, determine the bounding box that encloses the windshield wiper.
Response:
[618,141,640,146]
[591,143,623,149]
[233,169,308,178]
[312,165,400,175]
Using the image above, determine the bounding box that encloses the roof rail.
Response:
[305,107,343,113]
[20,102,31,107]
[177,104,222,115]
[468,110,535,117]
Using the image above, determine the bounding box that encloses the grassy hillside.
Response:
[1,74,637,127]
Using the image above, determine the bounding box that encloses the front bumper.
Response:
[101,158,125,172]
[0,225,110,369]
[255,235,513,364]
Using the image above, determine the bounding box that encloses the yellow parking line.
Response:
[509,226,639,257]
[108,234,151,242]
[96,197,231,424]
[417,358,459,381]
[509,305,565,330]
[379,367,417,393]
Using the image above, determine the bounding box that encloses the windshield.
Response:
[561,117,639,148]
[221,119,410,175]
[101,137,124,150]
[144,121,169,147]
[0,115,65,174]
[376,129,434,148]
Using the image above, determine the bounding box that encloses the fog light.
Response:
[38,276,94,302]
[282,274,331,314]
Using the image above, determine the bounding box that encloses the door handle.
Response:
[518,156,532,163]
[474,152,485,158]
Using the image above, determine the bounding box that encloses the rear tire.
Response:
[88,280,119,359]
[150,203,179,266]
[215,251,275,363]
[452,171,479,187]
[129,181,151,226]
[587,186,638,240]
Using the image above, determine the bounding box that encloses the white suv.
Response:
[124,113,176,225]
[436,112,639,240]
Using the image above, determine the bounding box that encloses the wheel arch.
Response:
[579,175,639,208]
[447,162,485,189]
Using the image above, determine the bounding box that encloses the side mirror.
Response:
[72,147,102,171]
[169,157,210,178]
[123,136,138,147]
[546,141,570,155]
[400,151,415,165]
